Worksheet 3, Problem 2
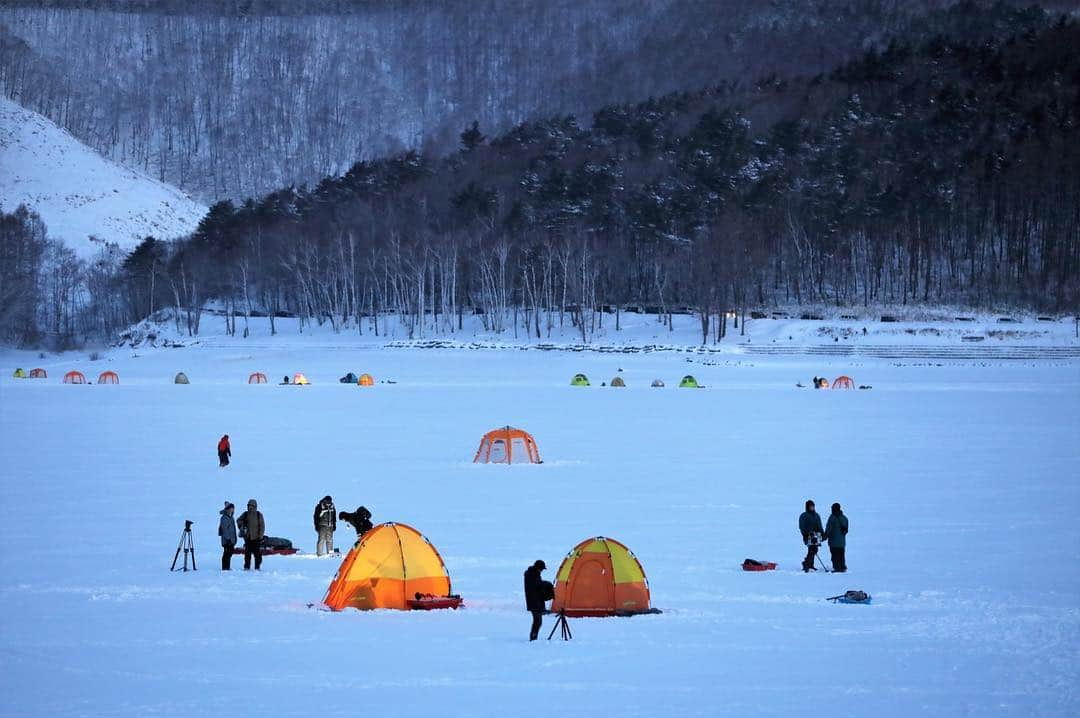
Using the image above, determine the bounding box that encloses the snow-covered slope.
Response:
[0,97,206,258]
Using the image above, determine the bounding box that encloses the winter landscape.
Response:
[2,1,1079,716]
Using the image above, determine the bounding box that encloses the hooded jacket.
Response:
[238,502,265,541]
[218,509,237,546]
[524,564,547,612]
[799,509,824,543]
[314,497,337,531]
[218,436,231,455]
[824,509,849,548]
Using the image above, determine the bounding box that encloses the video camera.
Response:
[806,531,822,547]
[184,520,194,530]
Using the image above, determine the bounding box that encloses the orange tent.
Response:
[473,426,541,464]
[63,370,86,384]
[551,536,653,617]
[832,375,855,389]
[29,368,47,378]
[98,371,119,384]
[293,372,310,385]
[248,372,268,384]
[358,373,375,386]
[323,522,452,611]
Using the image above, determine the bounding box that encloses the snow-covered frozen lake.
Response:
[1,334,1078,716]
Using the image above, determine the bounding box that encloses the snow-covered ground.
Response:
[0,97,207,258]
[0,322,1078,716]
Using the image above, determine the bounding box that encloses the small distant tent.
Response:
[651,379,665,388]
[339,372,358,384]
[29,368,47,378]
[12,368,26,378]
[98,371,119,384]
[174,372,189,384]
[293,373,310,385]
[63,370,86,384]
[832,375,855,390]
[570,373,590,387]
[473,426,541,464]
[323,522,453,611]
[551,536,653,617]
[248,372,268,384]
[678,375,700,388]
[610,376,626,387]
[358,373,375,386]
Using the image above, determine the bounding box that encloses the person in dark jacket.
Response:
[237,499,265,570]
[339,506,373,536]
[218,502,237,570]
[799,499,825,572]
[313,495,337,556]
[217,435,231,467]
[524,560,549,641]
[824,502,849,572]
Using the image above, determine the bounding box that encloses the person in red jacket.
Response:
[218,435,231,467]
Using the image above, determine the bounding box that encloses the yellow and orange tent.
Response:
[293,372,310,385]
[473,426,541,464]
[323,522,452,611]
[551,536,653,617]
[358,373,375,386]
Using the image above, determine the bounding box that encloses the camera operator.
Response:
[523,560,552,641]
[339,506,373,537]
[799,499,824,572]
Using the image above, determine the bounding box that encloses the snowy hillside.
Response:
[0,97,206,258]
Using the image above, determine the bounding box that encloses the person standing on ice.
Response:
[313,495,337,556]
[218,502,237,570]
[524,560,549,641]
[824,502,849,572]
[799,500,824,572]
[237,499,265,570]
[217,435,231,467]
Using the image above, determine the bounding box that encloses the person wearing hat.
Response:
[218,502,237,570]
[237,499,265,570]
[799,499,825,572]
[313,495,337,556]
[523,559,550,641]
[824,502,849,572]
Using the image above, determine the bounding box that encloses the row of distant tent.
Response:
[248,372,375,386]
[12,368,120,384]
[324,524,656,617]
[571,373,702,388]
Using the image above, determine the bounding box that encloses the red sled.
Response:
[741,559,777,571]
[232,546,299,556]
[407,594,464,610]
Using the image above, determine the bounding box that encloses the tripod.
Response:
[170,521,197,571]
[547,611,572,641]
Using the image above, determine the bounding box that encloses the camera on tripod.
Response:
[171,519,197,572]
[807,531,822,547]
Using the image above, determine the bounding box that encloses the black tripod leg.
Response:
[189,534,196,571]
[170,544,182,571]
[546,616,559,640]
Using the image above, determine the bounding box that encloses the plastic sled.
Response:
[232,546,299,556]
[741,559,777,572]
[407,594,464,610]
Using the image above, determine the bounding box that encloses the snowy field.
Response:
[1,321,1078,717]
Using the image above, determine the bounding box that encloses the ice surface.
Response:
[0,330,1077,716]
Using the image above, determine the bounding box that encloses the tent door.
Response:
[567,557,615,610]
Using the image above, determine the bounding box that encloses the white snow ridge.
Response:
[0,97,207,258]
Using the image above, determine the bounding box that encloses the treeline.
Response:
[1,0,971,201]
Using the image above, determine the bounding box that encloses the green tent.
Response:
[570,373,590,387]
[13,368,26,378]
[678,375,700,388]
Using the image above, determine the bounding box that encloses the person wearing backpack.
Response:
[824,502,849,572]
[799,499,825,572]
[523,560,552,641]
[313,495,337,556]
[218,502,237,570]
[339,506,373,536]
[237,499,265,570]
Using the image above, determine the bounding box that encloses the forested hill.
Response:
[137,9,1078,340]
[0,0,1044,201]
